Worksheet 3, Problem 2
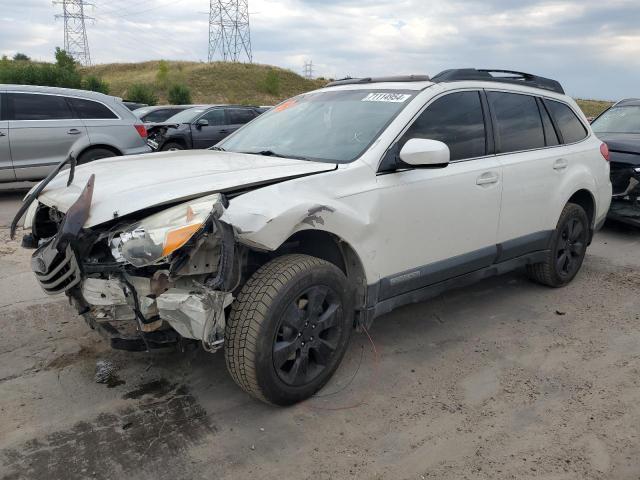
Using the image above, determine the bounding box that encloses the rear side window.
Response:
[545,100,587,144]
[402,91,486,161]
[488,92,544,153]
[228,108,256,125]
[68,97,118,119]
[7,93,73,120]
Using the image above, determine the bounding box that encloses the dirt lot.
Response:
[1,188,639,480]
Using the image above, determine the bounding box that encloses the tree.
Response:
[82,75,110,94]
[55,47,77,71]
[13,53,30,61]
[126,83,158,106]
[167,83,192,104]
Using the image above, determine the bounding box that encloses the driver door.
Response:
[191,108,228,149]
[371,90,502,300]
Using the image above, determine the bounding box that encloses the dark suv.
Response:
[146,105,268,151]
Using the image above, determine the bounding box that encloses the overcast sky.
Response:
[1,0,639,99]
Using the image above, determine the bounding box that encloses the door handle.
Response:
[67,128,81,135]
[476,172,499,185]
[553,158,568,171]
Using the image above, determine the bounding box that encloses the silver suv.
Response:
[0,84,151,182]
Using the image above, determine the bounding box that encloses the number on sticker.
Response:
[362,93,411,103]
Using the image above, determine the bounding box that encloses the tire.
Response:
[77,148,117,165]
[526,202,589,287]
[161,142,185,151]
[225,254,354,405]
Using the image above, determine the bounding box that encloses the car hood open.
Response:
[37,150,336,228]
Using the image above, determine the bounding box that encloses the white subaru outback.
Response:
[15,68,612,405]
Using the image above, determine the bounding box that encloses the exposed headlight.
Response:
[110,193,222,267]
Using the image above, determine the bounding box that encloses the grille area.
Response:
[32,244,82,295]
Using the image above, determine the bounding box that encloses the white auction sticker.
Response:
[362,93,411,103]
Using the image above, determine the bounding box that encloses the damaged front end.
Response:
[28,181,239,352]
[609,162,640,227]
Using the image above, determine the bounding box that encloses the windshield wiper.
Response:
[241,150,314,161]
[210,146,226,151]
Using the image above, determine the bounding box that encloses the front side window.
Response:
[591,106,640,135]
[142,109,175,123]
[228,108,256,125]
[546,100,587,143]
[219,89,416,163]
[200,109,226,126]
[401,91,486,161]
[488,91,545,153]
[68,97,118,119]
[8,93,73,120]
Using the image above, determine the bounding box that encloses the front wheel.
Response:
[161,142,185,151]
[225,254,353,405]
[527,202,589,287]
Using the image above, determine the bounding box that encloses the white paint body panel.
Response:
[32,79,612,288]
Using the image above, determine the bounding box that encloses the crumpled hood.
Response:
[37,150,336,227]
[598,133,640,156]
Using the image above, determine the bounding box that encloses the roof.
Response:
[0,84,119,101]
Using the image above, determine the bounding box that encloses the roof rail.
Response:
[325,75,430,87]
[431,68,565,94]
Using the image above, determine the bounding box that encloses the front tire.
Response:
[161,142,185,151]
[527,202,589,287]
[225,254,353,405]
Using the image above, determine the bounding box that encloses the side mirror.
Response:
[196,118,209,128]
[399,138,450,167]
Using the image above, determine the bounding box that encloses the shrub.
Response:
[126,83,158,106]
[13,53,30,61]
[156,60,169,87]
[55,47,77,71]
[261,70,280,96]
[167,83,192,104]
[82,75,110,94]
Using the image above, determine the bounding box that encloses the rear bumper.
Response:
[122,144,153,156]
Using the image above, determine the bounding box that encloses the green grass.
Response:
[575,99,613,118]
[82,61,326,105]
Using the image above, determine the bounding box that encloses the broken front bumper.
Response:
[608,198,640,227]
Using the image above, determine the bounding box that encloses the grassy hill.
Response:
[83,61,326,105]
[83,60,613,116]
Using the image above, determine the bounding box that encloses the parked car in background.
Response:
[146,104,268,151]
[122,101,148,111]
[0,85,151,182]
[591,98,640,226]
[133,105,197,123]
[16,69,611,405]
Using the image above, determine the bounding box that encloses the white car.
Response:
[16,69,612,405]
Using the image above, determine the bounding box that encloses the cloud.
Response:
[0,0,638,99]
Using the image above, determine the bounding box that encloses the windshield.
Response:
[218,90,417,163]
[592,106,640,134]
[165,107,207,124]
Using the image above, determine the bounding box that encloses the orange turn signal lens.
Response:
[162,223,202,257]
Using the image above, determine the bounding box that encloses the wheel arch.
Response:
[77,144,122,159]
[567,188,596,227]
[270,229,369,311]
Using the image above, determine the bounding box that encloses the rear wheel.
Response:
[527,202,589,287]
[161,142,185,151]
[77,148,117,165]
[225,254,353,405]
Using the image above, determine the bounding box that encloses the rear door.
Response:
[191,108,228,148]
[0,93,16,181]
[7,92,88,180]
[490,90,568,257]
[225,108,257,137]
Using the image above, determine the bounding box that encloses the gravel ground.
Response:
[1,190,639,480]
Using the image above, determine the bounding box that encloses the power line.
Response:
[54,0,92,66]
[208,0,252,63]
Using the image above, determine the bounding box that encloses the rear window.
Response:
[488,91,545,153]
[68,97,118,119]
[545,100,587,143]
[7,93,73,120]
